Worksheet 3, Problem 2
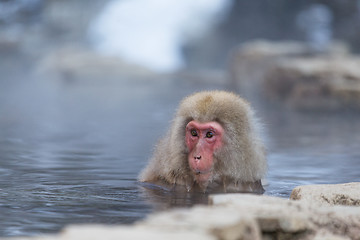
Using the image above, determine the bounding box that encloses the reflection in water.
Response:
[139,183,209,210]
[0,76,360,236]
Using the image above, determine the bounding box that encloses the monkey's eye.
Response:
[206,132,214,138]
[190,129,198,137]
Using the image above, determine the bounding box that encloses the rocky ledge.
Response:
[7,182,360,240]
[290,182,360,207]
[230,40,360,111]
[265,57,360,110]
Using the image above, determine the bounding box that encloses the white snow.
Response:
[88,0,229,72]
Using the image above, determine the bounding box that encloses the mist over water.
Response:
[1,0,360,238]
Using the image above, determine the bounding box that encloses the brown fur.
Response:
[139,91,267,192]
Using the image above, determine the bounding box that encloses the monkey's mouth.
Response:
[193,169,212,184]
[194,170,211,175]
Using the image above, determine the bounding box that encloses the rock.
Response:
[138,205,261,240]
[210,194,310,233]
[35,46,160,84]
[290,182,360,206]
[135,193,360,240]
[210,193,360,240]
[60,225,213,240]
[229,40,308,102]
[229,40,348,107]
[312,230,352,240]
[265,56,360,110]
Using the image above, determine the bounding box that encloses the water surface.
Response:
[1,75,359,236]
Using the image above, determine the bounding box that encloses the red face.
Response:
[185,120,224,184]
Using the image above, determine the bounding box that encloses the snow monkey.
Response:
[139,91,267,193]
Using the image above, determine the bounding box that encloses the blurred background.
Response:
[1,0,360,237]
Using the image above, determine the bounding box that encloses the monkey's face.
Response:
[185,120,224,185]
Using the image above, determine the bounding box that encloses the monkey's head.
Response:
[139,91,266,193]
[170,91,266,191]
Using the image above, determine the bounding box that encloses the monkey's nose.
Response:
[194,155,201,160]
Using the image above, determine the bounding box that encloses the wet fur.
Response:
[139,91,267,192]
